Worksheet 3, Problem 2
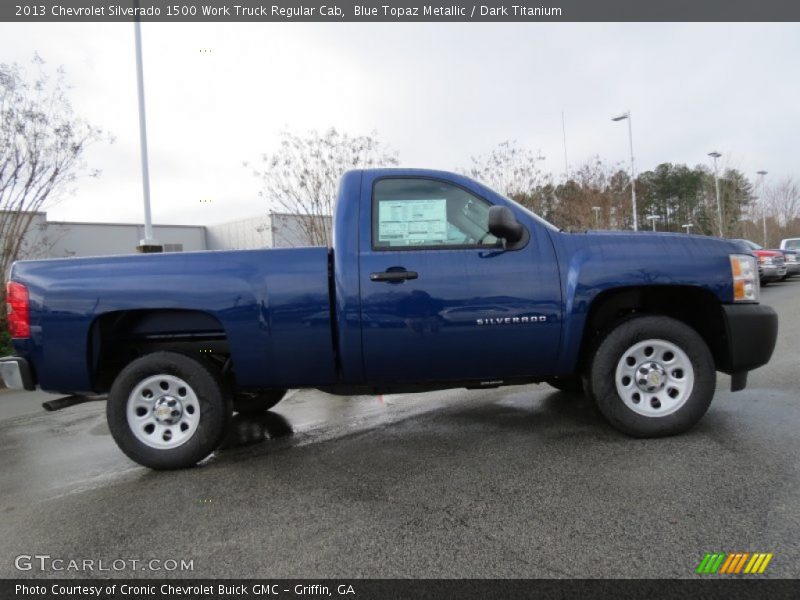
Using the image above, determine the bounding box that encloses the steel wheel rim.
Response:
[126,374,201,449]
[614,339,695,417]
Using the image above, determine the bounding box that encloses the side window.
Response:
[372,178,498,249]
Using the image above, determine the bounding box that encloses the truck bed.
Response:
[10,247,338,393]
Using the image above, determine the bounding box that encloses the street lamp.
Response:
[757,170,768,246]
[682,223,694,234]
[133,0,161,252]
[708,151,722,237]
[592,206,601,228]
[612,111,638,232]
[646,214,661,232]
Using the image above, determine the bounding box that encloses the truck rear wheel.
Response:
[107,352,232,470]
[234,390,287,414]
[588,316,715,437]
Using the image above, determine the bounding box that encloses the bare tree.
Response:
[0,56,104,316]
[765,178,800,244]
[248,128,398,247]
[547,157,629,230]
[464,140,549,200]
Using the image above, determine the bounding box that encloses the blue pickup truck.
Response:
[1,169,778,469]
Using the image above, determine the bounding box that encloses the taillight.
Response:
[6,281,30,338]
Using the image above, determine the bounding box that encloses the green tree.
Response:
[637,163,705,232]
[694,166,754,237]
[718,168,754,237]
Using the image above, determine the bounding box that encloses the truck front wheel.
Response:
[107,352,232,469]
[588,316,715,437]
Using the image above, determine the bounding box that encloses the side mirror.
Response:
[488,206,524,244]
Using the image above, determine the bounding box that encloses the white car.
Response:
[779,237,800,251]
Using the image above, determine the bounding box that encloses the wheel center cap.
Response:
[153,395,182,424]
[637,362,667,392]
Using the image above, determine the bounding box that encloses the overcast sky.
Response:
[1,22,798,226]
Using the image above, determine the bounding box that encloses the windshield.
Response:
[736,239,762,251]
[784,239,800,250]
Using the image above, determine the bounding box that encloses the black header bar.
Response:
[3,0,800,23]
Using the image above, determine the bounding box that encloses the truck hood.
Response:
[563,230,747,257]
[549,229,744,304]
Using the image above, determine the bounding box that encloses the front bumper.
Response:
[760,264,787,281]
[719,304,778,389]
[0,356,36,391]
[785,262,800,276]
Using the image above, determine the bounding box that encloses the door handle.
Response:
[370,270,419,282]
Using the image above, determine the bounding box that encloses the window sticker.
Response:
[378,198,448,246]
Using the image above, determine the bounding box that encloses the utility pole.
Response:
[134,0,162,253]
[757,170,768,246]
[561,110,569,178]
[612,111,638,231]
[708,151,722,238]
[592,206,601,228]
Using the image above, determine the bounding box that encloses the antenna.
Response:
[561,110,569,177]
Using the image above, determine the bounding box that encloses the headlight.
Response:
[730,254,759,302]
[758,255,773,265]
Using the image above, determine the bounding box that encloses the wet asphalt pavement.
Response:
[0,282,798,579]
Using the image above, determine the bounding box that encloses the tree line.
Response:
[467,141,794,243]
[254,133,799,248]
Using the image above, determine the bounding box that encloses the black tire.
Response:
[588,315,715,438]
[545,375,584,395]
[234,390,287,414]
[107,352,232,470]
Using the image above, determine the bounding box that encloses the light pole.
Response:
[682,223,694,234]
[561,110,569,177]
[757,170,768,246]
[133,0,161,253]
[646,215,661,232]
[708,151,722,237]
[612,111,638,231]
[592,206,601,228]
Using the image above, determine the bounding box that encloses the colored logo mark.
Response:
[696,552,773,574]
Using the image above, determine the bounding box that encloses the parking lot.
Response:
[0,281,798,579]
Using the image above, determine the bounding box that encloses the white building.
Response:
[12,212,330,260]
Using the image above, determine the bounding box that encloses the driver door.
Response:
[358,175,561,385]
